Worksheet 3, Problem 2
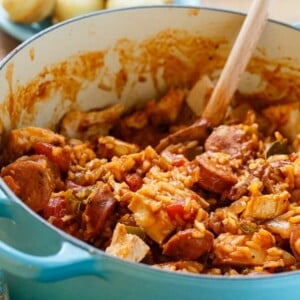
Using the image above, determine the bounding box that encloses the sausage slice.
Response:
[196,152,237,194]
[163,228,214,260]
[82,182,118,239]
[204,125,258,160]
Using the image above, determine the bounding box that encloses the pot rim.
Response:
[0,4,299,71]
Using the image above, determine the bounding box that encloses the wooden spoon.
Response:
[156,0,269,152]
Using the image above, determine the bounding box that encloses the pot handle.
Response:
[0,188,107,282]
[293,22,300,29]
[0,239,106,282]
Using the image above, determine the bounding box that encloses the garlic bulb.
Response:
[106,0,171,9]
[53,0,105,23]
[2,0,56,24]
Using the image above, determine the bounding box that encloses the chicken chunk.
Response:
[3,126,65,163]
[242,191,290,220]
[1,155,59,212]
[128,193,176,244]
[97,136,139,159]
[106,223,149,262]
[214,228,296,269]
[213,229,275,266]
[60,104,124,139]
[262,102,300,141]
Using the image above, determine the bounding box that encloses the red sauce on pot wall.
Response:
[1,29,227,131]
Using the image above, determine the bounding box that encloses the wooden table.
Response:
[0,29,19,60]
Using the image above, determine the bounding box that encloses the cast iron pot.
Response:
[0,5,300,300]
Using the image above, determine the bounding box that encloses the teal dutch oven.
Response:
[0,4,300,300]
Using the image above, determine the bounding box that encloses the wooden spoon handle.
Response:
[202,0,269,126]
[155,0,269,152]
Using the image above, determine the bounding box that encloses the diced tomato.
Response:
[166,201,185,219]
[125,173,143,191]
[44,196,67,219]
[172,155,186,167]
[33,142,70,173]
[166,200,198,222]
[43,196,69,229]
